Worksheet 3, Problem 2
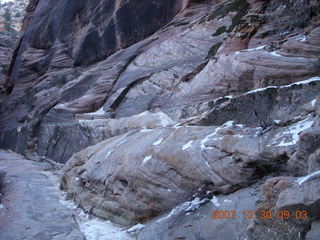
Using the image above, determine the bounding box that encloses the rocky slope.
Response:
[1,0,320,239]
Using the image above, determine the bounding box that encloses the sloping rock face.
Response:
[1,0,320,159]
[1,0,320,239]
[62,78,320,239]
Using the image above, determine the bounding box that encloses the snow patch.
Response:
[86,107,106,116]
[270,51,282,57]
[143,156,152,164]
[157,112,174,127]
[297,35,307,42]
[274,120,281,124]
[59,194,133,240]
[81,219,133,240]
[126,223,145,235]
[140,128,152,133]
[245,77,320,96]
[311,99,316,107]
[296,170,320,185]
[182,140,194,150]
[211,196,220,207]
[153,138,163,146]
[0,204,4,209]
[200,121,240,149]
[235,45,266,55]
[157,197,208,223]
[224,199,232,203]
[277,117,313,147]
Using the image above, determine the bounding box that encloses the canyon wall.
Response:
[1,0,320,239]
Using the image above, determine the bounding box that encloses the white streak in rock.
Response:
[182,140,193,150]
[105,151,113,159]
[296,170,320,185]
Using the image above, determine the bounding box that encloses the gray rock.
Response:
[306,221,320,240]
[138,181,264,240]
[0,150,84,240]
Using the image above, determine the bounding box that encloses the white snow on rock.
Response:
[0,204,4,209]
[275,117,314,147]
[235,45,266,55]
[143,155,152,164]
[157,197,208,223]
[224,199,232,203]
[81,219,133,240]
[296,35,307,42]
[200,121,239,149]
[140,128,152,133]
[269,51,282,57]
[182,140,194,150]
[156,112,175,127]
[59,193,133,240]
[153,138,163,146]
[296,170,320,185]
[274,120,281,124]
[311,99,316,107]
[126,223,145,236]
[245,77,320,95]
[211,196,220,207]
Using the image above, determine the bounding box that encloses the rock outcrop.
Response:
[61,78,320,236]
[1,0,320,239]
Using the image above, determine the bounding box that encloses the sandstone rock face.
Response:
[1,0,320,156]
[1,0,320,239]
[61,78,320,231]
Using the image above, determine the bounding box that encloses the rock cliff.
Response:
[0,0,28,95]
[1,0,320,239]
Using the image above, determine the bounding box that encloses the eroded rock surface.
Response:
[1,0,320,239]
[1,0,320,159]
[61,78,320,239]
[0,150,84,240]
